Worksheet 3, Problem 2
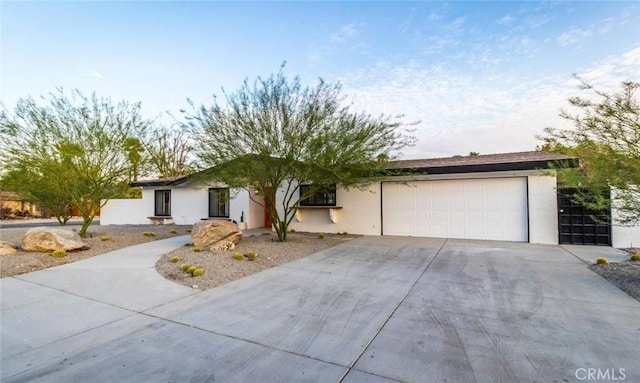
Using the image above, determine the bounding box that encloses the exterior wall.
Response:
[527,174,559,245]
[287,170,560,244]
[102,184,252,226]
[99,198,147,225]
[288,183,382,236]
[611,189,640,248]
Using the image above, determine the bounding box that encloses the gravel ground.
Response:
[589,259,640,301]
[0,224,192,278]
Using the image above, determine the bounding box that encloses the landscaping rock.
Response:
[191,220,242,251]
[209,240,236,252]
[0,241,18,255]
[21,227,89,252]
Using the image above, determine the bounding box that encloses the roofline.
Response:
[387,158,579,175]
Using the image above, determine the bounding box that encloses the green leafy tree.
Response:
[0,89,151,236]
[184,66,415,241]
[541,78,640,225]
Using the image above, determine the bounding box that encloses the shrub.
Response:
[247,251,257,261]
[630,253,640,262]
[193,247,201,253]
[261,231,271,235]
[184,242,193,247]
[51,249,67,257]
[193,268,205,277]
[142,231,155,237]
[342,231,348,235]
[170,256,180,263]
[186,229,192,233]
[100,235,110,241]
[596,257,608,264]
[180,263,191,271]
[290,229,296,233]
[318,233,325,239]
[187,266,197,275]
[170,229,178,234]
[233,252,244,261]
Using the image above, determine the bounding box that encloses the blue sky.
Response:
[2,1,639,159]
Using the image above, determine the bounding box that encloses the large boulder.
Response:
[191,220,242,251]
[21,227,89,252]
[0,241,18,255]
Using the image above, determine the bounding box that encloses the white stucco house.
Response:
[100,151,640,248]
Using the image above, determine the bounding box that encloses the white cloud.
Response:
[88,69,104,79]
[557,27,593,46]
[496,14,515,25]
[330,24,358,43]
[339,46,640,159]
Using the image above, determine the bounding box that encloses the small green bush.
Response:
[233,252,244,261]
[180,263,191,271]
[100,235,110,241]
[170,229,178,234]
[193,268,205,277]
[187,266,197,275]
[170,256,180,263]
[342,231,348,235]
[630,253,640,262]
[318,233,325,239]
[183,242,193,247]
[247,251,257,261]
[186,229,192,233]
[596,257,608,264]
[290,229,296,233]
[142,231,156,237]
[193,247,201,253]
[51,249,67,257]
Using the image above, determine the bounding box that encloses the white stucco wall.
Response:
[527,174,559,245]
[288,183,381,235]
[99,198,147,225]
[611,189,640,248]
[103,184,254,226]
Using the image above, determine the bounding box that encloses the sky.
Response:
[1,1,639,159]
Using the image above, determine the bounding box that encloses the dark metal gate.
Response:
[558,189,611,246]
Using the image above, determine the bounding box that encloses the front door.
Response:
[558,188,611,245]
[263,187,273,228]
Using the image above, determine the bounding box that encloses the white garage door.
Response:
[382,178,528,241]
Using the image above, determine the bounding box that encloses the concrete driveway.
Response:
[2,236,638,382]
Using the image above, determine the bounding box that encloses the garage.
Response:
[382,177,529,242]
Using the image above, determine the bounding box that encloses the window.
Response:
[300,184,337,206]
[154,190,171,216]
[209,188,230,217]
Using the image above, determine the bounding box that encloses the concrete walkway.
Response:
[2,236,639,382]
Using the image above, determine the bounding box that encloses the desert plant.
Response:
[318,233,325,239]
[630,253,640,262]
[261,232,271,236]
[247,251,257,261]
[180,263,191,271]
[193,268,205,277]
[233,252,244,261]
[193,247,201,253]
[100,235,110,241]
[170,256,179,263]
[342,231,348,235]
[596,257,608,264]
[142,231,155,237]
[290,228,296,233]
[186,229,192,233]
[51,249,67,257]
[183,242,193,247]
[187,266,197,275]
[170,229,178,234]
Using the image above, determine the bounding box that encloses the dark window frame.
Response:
[299,184,337,207]
[154,189,171,216]
[209,188,230,218]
